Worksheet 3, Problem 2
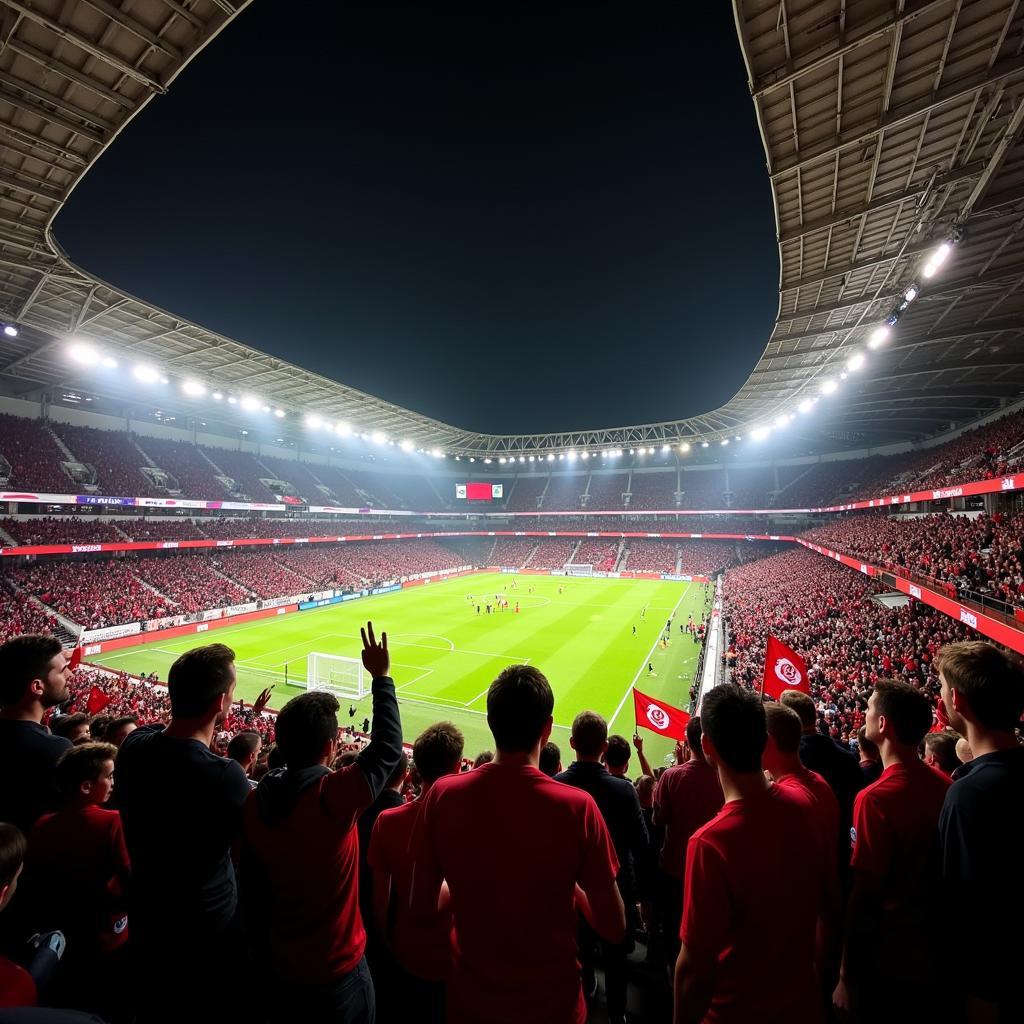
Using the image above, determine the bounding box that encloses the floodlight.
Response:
[335,422,353,437]
[240,395,260,411]
[213,392,224,400]
[519,456,525,463]
[581,451,590,460]
[133,364,160,384]
[3,325,17,337]
[400,440,414,452]
[68,342,99,366]
[847,352,866,371]
[868,327,889,348]
[227,396,238,405]
[547,453,554,461]
[499,457,506,464]
[567,451,577,460]
[679,442,690,453]
[721,438,729,446]
[701,441,709,448]
[661,444,670,453]
[751,426,770,440]
[903,285,918,303]
[798,398,814,414]
[305,414,323,428]
[182,380,206,397]
[821,379,838,395]
[101,356,118,369]
[371,431,386,444]
[274,409,285,418]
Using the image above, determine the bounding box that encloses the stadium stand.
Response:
[503,474,548,511]
[48,423,155,498]
[541,473,588,511]
[0,517,125,546]
[625,470,677,509]
[585,472,629,510]
[0,413,76,492]
[133,436,229,499]
[678,468,726,509]
[199,448,281,502]
[621,539,679,572]
[525,537,578,568]
[572,538,619,570]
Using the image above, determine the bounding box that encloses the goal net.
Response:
[306,652,368,700]
[565,563,593,577]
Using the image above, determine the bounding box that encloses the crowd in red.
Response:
[801,511,1024,609]
[723,547,978,743]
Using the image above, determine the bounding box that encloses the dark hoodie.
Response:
[241,675,402,985]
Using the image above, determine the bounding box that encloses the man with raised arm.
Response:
[242,622,403,1023]
[411,664,625,1024]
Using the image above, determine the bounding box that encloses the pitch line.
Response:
[607,583,691,732]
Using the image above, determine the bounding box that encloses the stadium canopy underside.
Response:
[1,0,1024,457]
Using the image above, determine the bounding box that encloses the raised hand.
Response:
[360,621,390,678]
[632,732,644,753]
[253,687,274,715]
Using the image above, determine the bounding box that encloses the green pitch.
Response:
[93,573,711,767]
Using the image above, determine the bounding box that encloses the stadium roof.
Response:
[1,0,1024,457]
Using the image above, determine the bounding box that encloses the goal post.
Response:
[565,563,593,577]
[306,652,369,700]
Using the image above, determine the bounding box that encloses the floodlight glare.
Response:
[485,457,492,464]
[227,396,238,405]
[212,392,224,400]
[774,414,788,428]
[798,398,814,414]
[499,457,507,464]
[903,285,919,303]
[182,380,206,397]
[132,364,160,384]
[581,451,590,459]
[567,451,577,460]
[3,325,17,338]
[821,379,838,394]
[869,326,890,348]
[751,426,770,440]
[701,441,709,448]
[305,414,323,429]
[335,422,353,437]
[400,439,414,452]
[679,442,690,453]
[661,444,670,453]
[547,453,554,461]
[240,395,260,411]
[519,455,525,463]
[847,352,866,371]
[101,356,118,369]
[68,342,99,366]
[721,438,729,446]
[371,431,386,444]
[274,409,285,418]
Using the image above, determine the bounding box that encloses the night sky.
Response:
[54,2,778,436]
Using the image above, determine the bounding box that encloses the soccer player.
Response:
[936,642,1024,1022]
[833,680,949,1022]
[648,663,655,676]
[674,685,825,1024]
[514,602,520,614]
[410,665,624,1024]
[632,625,637,637]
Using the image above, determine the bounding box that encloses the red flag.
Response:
[67,645,83,670]
[86,686,110,715]
[761,635,810,699]
[633,688,690,741]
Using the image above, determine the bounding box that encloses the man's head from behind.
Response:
[167,644,236,724]
[227,731,262,775]
[570,710,608,761]
[923,729,961,776]
[763,701,803,779]
[539,741,561,777]
[605,735,631,775]
[275,691,340,770]
[487,665,553,754]
[937,642,1024,737]
[413,722,465,786]
[0,823,26,913]
[865,679,935,750]
[779,689,817,733]
[700,684,767,774]
[0,635,71,714]
[685,716,705,761]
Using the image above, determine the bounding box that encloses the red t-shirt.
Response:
[653,758,723,879]
[850,761,950,979]
[28,804,130,953]
[367,797,452,982]
[242,764,372,984]
[680,784,823,1024]
[777,768,839,860]
[0,956,36,1007]
[412,761,619,1024]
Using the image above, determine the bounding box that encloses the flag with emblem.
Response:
[633,688,690,740]
[761,635,810,699]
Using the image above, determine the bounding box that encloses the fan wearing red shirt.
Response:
[0,823,35,1008]
[833,680,950,1023]
[410,664,625,1024]
[675,684,825,1024]
[653,716,723,960]
[24,742,130,1019]
[368,720,465,1024]
[241,623,403,1024]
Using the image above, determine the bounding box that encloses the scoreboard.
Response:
[456,482,504,501]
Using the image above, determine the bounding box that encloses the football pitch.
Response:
[92,573,711,766]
